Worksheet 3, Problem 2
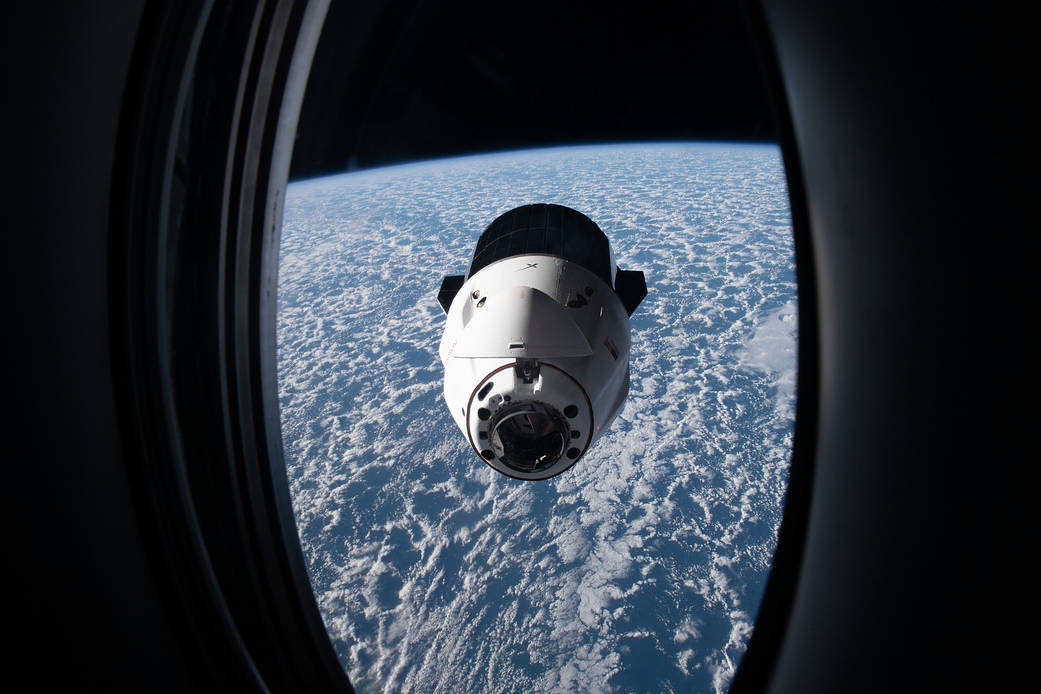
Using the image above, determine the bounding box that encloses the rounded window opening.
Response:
[277,142,797,693]
[487,401,570,474]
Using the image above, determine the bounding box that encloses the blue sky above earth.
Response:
[276,143,796,694]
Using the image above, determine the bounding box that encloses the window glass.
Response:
[277,143,796,693]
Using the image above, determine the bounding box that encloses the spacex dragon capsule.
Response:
[437,204,647,480]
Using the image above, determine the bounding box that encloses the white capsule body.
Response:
[439,253,632,480]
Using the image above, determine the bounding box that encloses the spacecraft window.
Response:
[100,0,816,687]
[276,8,800,691]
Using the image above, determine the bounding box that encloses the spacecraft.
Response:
[437,204,647,480]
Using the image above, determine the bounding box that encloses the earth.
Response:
[276,143,797,694]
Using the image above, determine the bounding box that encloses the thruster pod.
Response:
[437,204,647,480]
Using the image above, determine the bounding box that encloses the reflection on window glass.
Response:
[277,143,796,694]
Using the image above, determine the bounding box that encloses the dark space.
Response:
[291,1,772,179]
